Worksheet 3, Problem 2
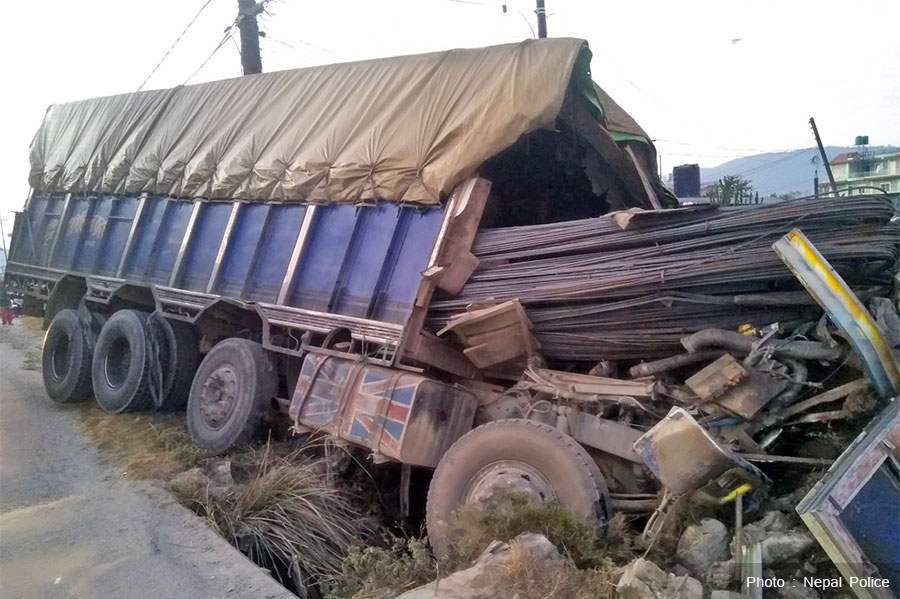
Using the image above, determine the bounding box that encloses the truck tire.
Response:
[149,315,199,411]
[91,310,153,413]
[426,419,611,561]
[42,308,94,403]
[186,338,276,454]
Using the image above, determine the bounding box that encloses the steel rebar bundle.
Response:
[428,195,899,361]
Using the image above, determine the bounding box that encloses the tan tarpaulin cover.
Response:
[30,38,594,205]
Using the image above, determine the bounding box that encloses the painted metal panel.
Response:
[216,202,270,297]
[35,195,65,266]
[288,204,358,310]
[73,196,115,272]
[330,204,398,318]
[122,197,169,281]
[10,190,447,349]
[178,202,233,291]
[146,200,193,284]
[370,208,445,323]
[51,196,92,269]
[773,228,900,398]
[96,197,139,276]
[244,204,307,303]
[290,352,476,466]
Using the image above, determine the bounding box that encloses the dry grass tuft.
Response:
[491,539,619,599]
[327,537,436,599]
[447,493,605,569]
[198,446,370,589]
[76,403,206,479]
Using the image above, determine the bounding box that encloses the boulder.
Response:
[396,533,562,599]
[616,558,703,599]
[705,560,737,588]
[677,518,730,572]
[760,531,815,563]
[740,511,795,548]
[167,467,209,502]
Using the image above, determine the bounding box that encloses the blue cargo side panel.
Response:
[330,204,404,318]
[288,205,357,310]
[177,202,233,292]
[95,197,139,276]
[35,195,66,267]
[216,203,270,297]
[146,200,193,284]
[50,197,93,270]
[370,208,444,324]
[122,197,169,282]
[244,204,306,303]
[72,196,115,273]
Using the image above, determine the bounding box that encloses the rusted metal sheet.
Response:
[713,367,790,420]
[633,406,762,496]
[289,351,477,467]
[685,354,747,400]
[569,411,644,464]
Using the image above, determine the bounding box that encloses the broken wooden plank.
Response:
[435,249,480,295]
[783,379,869,419]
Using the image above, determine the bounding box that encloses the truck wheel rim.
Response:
[463,460,557,507]
[50,332,71,381]
[104,337,132,389]
[198,366,238,429]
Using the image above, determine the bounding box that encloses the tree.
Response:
[714,175,754,205]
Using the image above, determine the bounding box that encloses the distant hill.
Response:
[698,146,897,197]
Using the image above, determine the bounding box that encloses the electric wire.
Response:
[137,0,217,91]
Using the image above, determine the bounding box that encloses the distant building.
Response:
[819,150,900,196]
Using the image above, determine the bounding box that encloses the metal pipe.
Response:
[629,350,726,378]
[681,329,844,362]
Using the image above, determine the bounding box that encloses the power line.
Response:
[137,0,217,91]
[266,36,336,57]
[184,23,238,85]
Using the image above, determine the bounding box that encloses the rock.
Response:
[168,468,209,501]
[736,511,795,553]
[396,533,562,599]
[616,558,703,599]
[774,585,821,599]
[756,510,793,532]
[705,560,737,588]
[677,518,730,572]
[206,460,235,499]
[760,531,815,563]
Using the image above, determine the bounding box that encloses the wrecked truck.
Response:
[5,37,899,559]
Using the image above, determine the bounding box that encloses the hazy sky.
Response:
[1,0,898,236]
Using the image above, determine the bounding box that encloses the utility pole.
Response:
[535,0,547,38]
[237,0,263,75]
[809,118,838,197]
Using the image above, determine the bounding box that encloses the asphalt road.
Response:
[0,320,295,599]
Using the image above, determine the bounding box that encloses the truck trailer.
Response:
[5,37,710,554]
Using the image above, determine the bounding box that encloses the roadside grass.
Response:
[446,493,636,569]
[328,537,437,599]
[491,538,619,599]
[193,446,371,591]
[76,404,206,479]
[331,493,636,599]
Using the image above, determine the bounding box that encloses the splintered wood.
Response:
[437,299,540,369]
